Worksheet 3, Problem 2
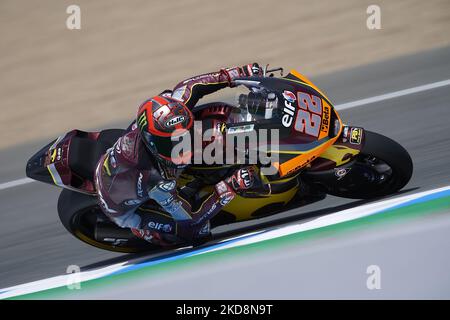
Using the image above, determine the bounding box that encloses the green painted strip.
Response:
[12,195,450,300]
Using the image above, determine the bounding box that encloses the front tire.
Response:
[326,130,413,199]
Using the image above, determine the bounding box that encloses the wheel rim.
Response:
[333,154,396,196]
[70,207,147,253]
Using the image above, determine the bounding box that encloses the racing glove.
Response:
[225,166,257,191]
[241,63,263,77]
[220,63,263,87]
[222,166,271,196]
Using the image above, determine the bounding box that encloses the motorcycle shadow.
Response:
[82,187,418,271]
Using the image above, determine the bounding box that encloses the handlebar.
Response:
[263,64,283,77]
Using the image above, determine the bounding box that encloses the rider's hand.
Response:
[222,63,263,88]
[241,63,263,77]
[224,166,258,192]
[223,166,271,196]
[213,167,257,207]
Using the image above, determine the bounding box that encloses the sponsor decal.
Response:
[121,135,133,155]
[102,238,129,245]
[216,182,235,205]
[295,92,323,137]
[197,202,220,224]
[342,127,349,143]
[147,221,173,233]
[50,149,57,162]
[282,90,296,103]
[160,194,174,206]
[282,91,296,128]
[124,199,141,206]
[321,104,330,133]
[219,193,234,206]
[239,168,253,188]
[136,173,144,198]
[334,167,351,180]
[284,155,317,176]
[138,112,148,130]
[205,202,217,217]
[199,222,210,235]
[215,181,229,194]
[162,224,172,233]
[165,115,185,127]
[350,128,363,145]
[164,199,182,214]
[216,122,227,133]
[158,180,176,192]
[50,148,62,163]
[227,124,254,134]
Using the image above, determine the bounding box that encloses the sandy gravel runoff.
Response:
[1,0,449,150]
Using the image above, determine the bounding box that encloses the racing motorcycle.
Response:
[26,67,413,252]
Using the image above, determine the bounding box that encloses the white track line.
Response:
[1,185,449,299]
[0,78,449,192]
[334,79,450,110]
[0,178,34,191]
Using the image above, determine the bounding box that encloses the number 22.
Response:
[294,92,323,137]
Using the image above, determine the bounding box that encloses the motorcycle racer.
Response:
[94,63,265,246]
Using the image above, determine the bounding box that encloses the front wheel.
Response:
[326,131,413,199]
[57,189,157,253]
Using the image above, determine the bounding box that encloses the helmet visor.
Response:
[142,131,192,166]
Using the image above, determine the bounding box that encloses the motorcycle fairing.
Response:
[310,126,365,171]
[283,70,365,167]
[26,130,84,190]
[26,129,124,194]
[235,72,344,178]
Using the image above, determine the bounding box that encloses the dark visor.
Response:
[143,131,191,160]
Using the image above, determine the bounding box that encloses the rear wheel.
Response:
[57,189,156,253]
[325,131,413,199]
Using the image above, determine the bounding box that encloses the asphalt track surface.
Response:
[1,46,450,296]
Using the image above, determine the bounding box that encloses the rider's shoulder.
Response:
[110,129,140,165]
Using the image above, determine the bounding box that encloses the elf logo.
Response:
[148,221,172,233]
[282,90,296,103]
[282,90,296,128]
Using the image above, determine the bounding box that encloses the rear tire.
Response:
[57,189,156,253]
